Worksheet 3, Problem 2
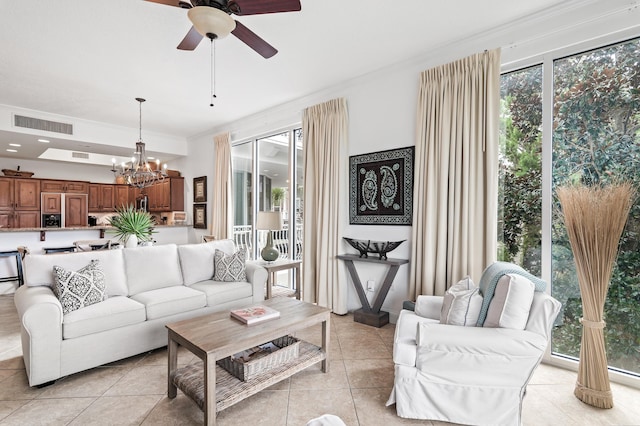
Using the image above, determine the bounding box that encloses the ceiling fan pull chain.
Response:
[210,38,217,107]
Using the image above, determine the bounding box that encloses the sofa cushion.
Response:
[62,296,146,339]
[131,286,207,320]
[178,239,236,286]
[484,274,535,330]
[415,322,548,386]
[53,260,106,315]
[440,276,482,327]
[24,249,128,297]
[124,244,184,295]
[213,249,247,282]
[414,295,444,320]
[190,280,253,306]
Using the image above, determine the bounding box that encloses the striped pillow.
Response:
[440,276,483,326]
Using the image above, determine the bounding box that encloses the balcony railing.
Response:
[232,224,302,260]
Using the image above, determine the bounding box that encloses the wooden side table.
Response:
[337,254,409,327]
[260,259,302,299]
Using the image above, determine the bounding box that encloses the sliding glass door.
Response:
[231,127,303,270]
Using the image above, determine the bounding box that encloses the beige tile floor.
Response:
[1,294,639,425]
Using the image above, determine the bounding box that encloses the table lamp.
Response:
[256,211,282,262]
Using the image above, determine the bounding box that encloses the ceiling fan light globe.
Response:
[187,6,236,39]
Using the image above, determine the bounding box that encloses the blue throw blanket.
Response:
[476,261,547,326]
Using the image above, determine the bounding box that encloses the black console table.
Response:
[337,254,409,327]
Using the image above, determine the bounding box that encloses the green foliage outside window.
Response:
[499,37,640,374]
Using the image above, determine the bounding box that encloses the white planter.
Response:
[125,234,138,248]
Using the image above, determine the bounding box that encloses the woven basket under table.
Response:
[216,335,300,381]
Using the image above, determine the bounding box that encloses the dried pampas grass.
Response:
[557,182,635,409]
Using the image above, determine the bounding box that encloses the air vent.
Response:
[71,152,90,159]
[14,115,73,135]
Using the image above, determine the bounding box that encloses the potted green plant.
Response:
[107,204,156,248]
[271,187,285,210]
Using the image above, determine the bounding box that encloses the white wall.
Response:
[182,0,640,320]
[0,104,187,157]
[0,157,114,184]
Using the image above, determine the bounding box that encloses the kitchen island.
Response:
[0,225,192,294]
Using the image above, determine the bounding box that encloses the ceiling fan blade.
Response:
[145,0,192,8]
[228,0,301,16]
[177,26,203,50]
[231,20,277,58]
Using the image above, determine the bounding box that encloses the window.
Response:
[499,37,640,378]
[552,39,640,375]
[498,65,543,276]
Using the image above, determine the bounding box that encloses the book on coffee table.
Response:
[230,305,280,325]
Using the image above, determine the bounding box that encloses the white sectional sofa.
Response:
[13,239,267,387]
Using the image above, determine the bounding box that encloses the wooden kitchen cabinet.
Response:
[146,183,158,211]
[148,177,184,212]
[0,212,12,228]
[114,185,130,210]
[0,210,40,229]
[0,178,13,210]
[42,193,62,214]
[65,194,88,227]
[14,179,40,210]
[0,177,41,228]
[14,211,40,228]
[88,184,115,212]
[41,179,89,194]
[129,186,141,208]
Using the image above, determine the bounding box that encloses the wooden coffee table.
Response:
[166,297,330,426]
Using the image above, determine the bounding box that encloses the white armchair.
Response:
[387,267,561,426]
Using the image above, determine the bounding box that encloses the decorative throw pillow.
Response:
[440,276,483,326]
[213,249,247,282]
[52,260,106,315]
[483,274,535,330]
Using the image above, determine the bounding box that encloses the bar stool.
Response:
[0,250,24,287]
[43,246,77,254]
[74,240,112,252]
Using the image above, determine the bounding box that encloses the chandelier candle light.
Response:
[112,98,167,189]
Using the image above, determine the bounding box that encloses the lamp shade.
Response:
[256,211,282,230]
[187,6,236,39]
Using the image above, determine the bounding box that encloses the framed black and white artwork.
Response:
[349,146,414,225]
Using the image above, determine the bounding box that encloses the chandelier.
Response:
[112,98,167,189]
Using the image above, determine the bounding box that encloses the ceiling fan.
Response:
[145,0,301,58]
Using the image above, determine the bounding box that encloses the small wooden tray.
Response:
[2,169,34,177]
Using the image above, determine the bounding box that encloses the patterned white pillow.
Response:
[53,260,106,315]
[213,249,247,282]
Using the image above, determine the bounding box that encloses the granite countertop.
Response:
[0,224,191,232]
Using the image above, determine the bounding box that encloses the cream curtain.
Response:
[301,98,348,314]
[210,132,233,240]
[410,49,501,299]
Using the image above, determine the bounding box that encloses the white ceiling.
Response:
[0,0,565,164]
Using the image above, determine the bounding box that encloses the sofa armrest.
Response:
[415,322,548,386]
[245,262,267,302]
[392,309,439,367]
[13,285,63,386]
[414,295,444,320]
